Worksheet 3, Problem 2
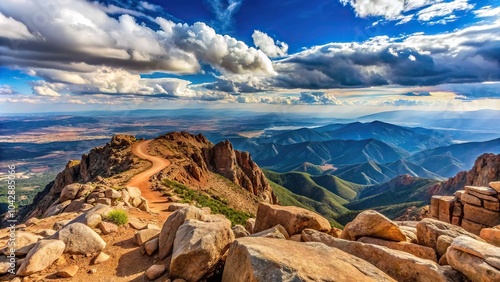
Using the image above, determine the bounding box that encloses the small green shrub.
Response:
[105,210,128,226]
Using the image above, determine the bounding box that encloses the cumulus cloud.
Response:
[252,30,288,58]
[256,20,500,89]
[0,0,273,76]
[339,0,405,20]
[0,85,16,95]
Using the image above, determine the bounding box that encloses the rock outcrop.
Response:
[16,240,65,276]
[430,181,500,234]
[340,210,406,242]
[222,237,395,282]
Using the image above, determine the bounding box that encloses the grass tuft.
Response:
[105,210,129,226]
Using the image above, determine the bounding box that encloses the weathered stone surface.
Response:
[447,248,500,282]
[33,229,56,237]
[400,226,418,243]
[170,219,234,282]
[450,235,500,269]
[464,204,500,226]
[452,202,463,216]
[145,238,159,256]
[231,225,250,238]
[357,237,437,262]
[105,188,121,199]
[438,196,455,223]
[25,217,40,227]
[430,196,442,218]
[53,220,71,231]
[137,197,150,212]
[134,229,160,246]
[484,200,500,211]
[57,265,79,278]
[245,218,255,234]
[222,237,395,282]
[416,218,481,250]
[168,203,190,212]
[480,228,500,247]
[289,234,302,242]
[126,186,141,198]
[145,264,166,280]
[92,252,110,264]
[451,216,461,226]
[465,185,497,195]
[97,198,112,206]
[98,222,118,235]
[1,231,42,256]
[461,192,482,206]
[302,229,455,282]
[454,190,465,199]
[158,206,205,259]
[68,204,112,228]
[341,210,406,242]
[254,203,330,236]
[468,190,499,202]
[249,225,288,240]
[436,235,453,257]
[128,218,147,230]
[17,239,65,276]
[50,223,106,254]
[461,218,488,235]
[63,198,86,213]
[44,200,72,217]
[490,181,500,193]
[60,183,82,202]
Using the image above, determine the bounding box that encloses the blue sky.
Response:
[0,0,499,113]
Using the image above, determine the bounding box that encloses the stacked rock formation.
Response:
[430,181,500,234]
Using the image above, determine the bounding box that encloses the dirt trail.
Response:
[129,140,171,213]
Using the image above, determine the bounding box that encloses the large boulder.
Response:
[158,206,205,259]
[416,218,481,250]
[480,227,500,247]
[68,204,112,228]
[302,229,461,282]
[249,225,289,239]
[1,231,42,256]
[49,223,106,254]
[222,237,395,282]
[447,244,500,282]
[449,236,500,270]
[253,203,330,236]
[170,219,234,282]
[340,210,406,242]
[17,239,65,276]
[357,237,437,262]
[59,183,82,202]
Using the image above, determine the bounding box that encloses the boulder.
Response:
[245,218,255,234]
[449,235,500,269]
[44,200,72,217]
[98,222,118,235]
[341,210,406,242]
[168,203,190,212]
[447,248,500,282]
[92,252,110,264]
[17,239,65,276]
[97,198,112,206]
[436,235,453,257]
[222,237,395,282]
[430,195,441,218]
[1,231,42,256]
[128,218,147,230]
[137,197,150,212]
[63,198,86,213]
[50,222,106,254]
[145,264,166,280]
[158,206,205,259]
[68,204,112,228]
[76,184,94,198]
[105,188,121,199]
[357,237,437,262]
[53,220,71,231]
[480,228,500,247]
[231,225,250,238]
[57,265,79,278]
[134,229,160,246]
[33,229,56,237]
[249,225,289,239]
[302,229,459,282]
[254,203,330,236]
[126,186,142,198]
[438,196,455,223]
[60,183,82,202]
[145,238,159,256]
[416,218,481,250]
[170,219,234,282]
[461,192,481,206]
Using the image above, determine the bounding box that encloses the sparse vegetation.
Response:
[105,210,129,226]
[163,179,252,226]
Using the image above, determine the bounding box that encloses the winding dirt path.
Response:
[128,140,171,213]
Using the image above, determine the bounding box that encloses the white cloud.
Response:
[416,0,474,22]
[474,6,500,18]
[205,0,243,33]
[0,0,274,76]
[339,0,405,20]
[252,30,288,58]
[0,12,34,40]
[0,85,15,95]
